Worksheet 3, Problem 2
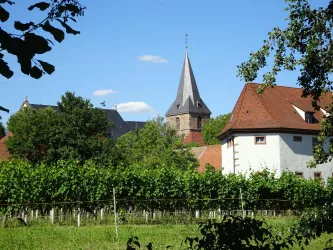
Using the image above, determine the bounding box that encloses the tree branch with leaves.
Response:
[237,0,333,166]
[0,0,85,113]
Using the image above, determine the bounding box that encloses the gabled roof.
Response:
[21,101,144,139]
[219,83,333,139]
[166,52,211,116]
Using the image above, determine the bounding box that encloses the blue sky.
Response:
[0,0,329,125]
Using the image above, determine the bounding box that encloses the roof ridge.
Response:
[247,82,333,93]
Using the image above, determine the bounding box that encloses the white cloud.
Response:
[137,55,167,63]
[117,102,154,113]
[92,89,116,96]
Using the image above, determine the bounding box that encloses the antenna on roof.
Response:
[25,96,28,102]
[185,34,188,50]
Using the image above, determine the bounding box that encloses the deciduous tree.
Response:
[115,116,198,169]
[237,0,333,165]
[6,92,114,164]
[202,113,230,145]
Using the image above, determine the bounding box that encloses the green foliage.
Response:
[0,1,85,80]
[236,0,333,165]
[201,114,230,145]
[115,116,198,169]
[185,217,298,250]
[0,161,329,215]
[6,92,115,165]
[128,215,333,250]
[0,0,85,114]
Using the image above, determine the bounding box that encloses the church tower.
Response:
[166,51,211,137]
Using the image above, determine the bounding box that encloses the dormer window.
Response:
[305,112,314,124]
[177,104,180,109]
[196,101,202,108]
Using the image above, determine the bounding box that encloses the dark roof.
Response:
[218,83,333,139]
[125,121,146,133]
[166,52,211,116]
[23,101,144,139]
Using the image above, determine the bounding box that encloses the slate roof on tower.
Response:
[166,52,211,116]
[218,83,333,140]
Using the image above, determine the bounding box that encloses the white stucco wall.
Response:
[222,133,281,177]
[221,132,333,181]
[279,133,333,180]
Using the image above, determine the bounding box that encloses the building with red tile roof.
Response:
[219,83,333,180]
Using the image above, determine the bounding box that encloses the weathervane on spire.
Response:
[185,34,188,50]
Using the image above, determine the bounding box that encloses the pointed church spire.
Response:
[166,50,211,116]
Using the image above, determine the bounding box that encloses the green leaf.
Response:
[0,105,9,112]
[0,6,9,22]
[0,58,14,79]
[30,66,43,79]
[17,56,31,75]
[24,33,51,54]
[56,19,80,35]
[37,60,55,75]
[14,21,34,31]
[42,21,65,43]
[28,2,50,11]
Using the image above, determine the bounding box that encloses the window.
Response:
[293,136,302,142]
[227,138,233,148]
[312,137,319,146]
[255,136,266,144]
[314,172,322,181]
[197,117,202,129]
[176,117,180,130]
[196,101,202,108]
[176,104,180,109]
[295,172,304,178]
[305,112,314,124]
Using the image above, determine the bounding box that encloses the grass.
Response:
[0,218,332,249]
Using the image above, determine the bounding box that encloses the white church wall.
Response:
[279,133,333,180]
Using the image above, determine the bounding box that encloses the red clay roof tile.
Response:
[219,83,332,138]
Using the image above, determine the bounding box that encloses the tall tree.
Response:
[202,113,230,145]
[0,0,85,113]
[115,117,198,169]
[237,0,333,165]
[6,92,114,164]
